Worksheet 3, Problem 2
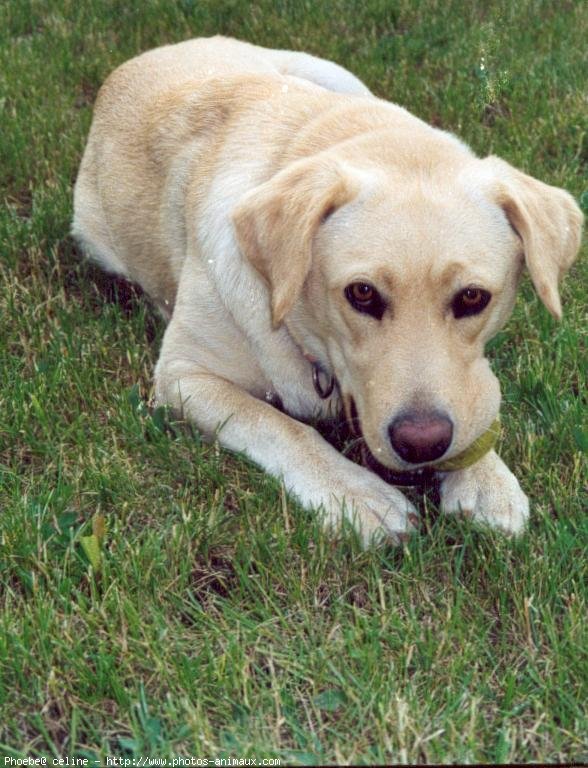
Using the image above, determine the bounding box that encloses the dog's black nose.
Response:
[388,410,453,464]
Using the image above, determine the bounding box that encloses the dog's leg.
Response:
[154,349,419,548]
[439,450,529,535]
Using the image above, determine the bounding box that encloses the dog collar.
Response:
[434,418,501,471]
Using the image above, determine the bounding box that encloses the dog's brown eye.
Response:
[452,287,491,318]
[352,283,374,303]
[462,288,483,306]
[345,282,386,319]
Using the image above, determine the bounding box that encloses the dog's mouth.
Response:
[341,394,501,484]
[361,440,436,486]
[342,395,436,487]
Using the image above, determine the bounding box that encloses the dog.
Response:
[72,36,583,545]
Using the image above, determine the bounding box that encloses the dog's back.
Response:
[72,36,370,311]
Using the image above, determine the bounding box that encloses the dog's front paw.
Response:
[440,450,529,535]
[301,460,420,547]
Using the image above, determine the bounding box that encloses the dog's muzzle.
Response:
[305,357,501,484]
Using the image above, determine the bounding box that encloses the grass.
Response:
[1,0,587,763]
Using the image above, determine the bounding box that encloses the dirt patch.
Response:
[190,551,238,605]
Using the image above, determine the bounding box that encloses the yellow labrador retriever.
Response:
[73,36,583,545]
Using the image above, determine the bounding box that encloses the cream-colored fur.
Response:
[73,35,583,545]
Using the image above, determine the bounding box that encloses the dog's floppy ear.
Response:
[482,156,583,319]
[233,156,357,327]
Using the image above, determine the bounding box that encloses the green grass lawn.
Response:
[1,0,586,763]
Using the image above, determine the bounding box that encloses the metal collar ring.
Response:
[312,362,335,399]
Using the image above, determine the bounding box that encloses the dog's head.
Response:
[233,146,583,471]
